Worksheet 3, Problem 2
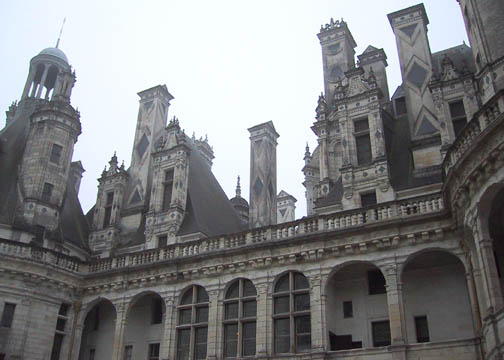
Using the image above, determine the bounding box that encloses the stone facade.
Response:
[1,2,504,360]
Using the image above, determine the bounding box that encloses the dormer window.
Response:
[354,118,372,166]
[449,100,467,138]
[103,192,114,227]
[162,169,174,211]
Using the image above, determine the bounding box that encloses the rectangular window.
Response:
[33,225,45,246]
[395,97,407,115]
[361,192,377,207]
[295,315,311,352]
[194,327,207,360]
[242,321,256,356]
[224,323,238,358]
[124,345,133,360]
[50,144,63,164]
[415,316,430,343]
[151,298,163,325]
[177,329,190,360]
[148,343,160,360]
[158,235,167,248]
[372,320,391,347]
[343,301,353,318]
[42,182,54,202]
[274,318,290,353]
[368,270,386,295]
[103,192,114,228]
[0,354,5,360]
[449,100,467,138]
[354,117,372,166]
[89,349,95,360]
[162,169,174,211]
[1,303,16,328]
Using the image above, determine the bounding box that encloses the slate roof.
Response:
[431,43,475,77]
[0,99,89,249]
[177,140,245,237]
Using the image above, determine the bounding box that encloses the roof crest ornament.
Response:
[56,17,66,49]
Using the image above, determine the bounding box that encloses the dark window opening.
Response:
[329,332,363,351]
[50,333,64,360]
[149,343,160,360]
[59,303,70,316]
[361,192,377,207]
[0,354,5,360]
[415,316,430,343]
[42,183,54,202]
[158,235,167,248]
[124,345,133,360]
[343,301,353,318]
[356,134,372,165]
[449,100,467,138]
[372,321,391,347]
[50,144,63,165]
[103,192,114,227]
[395,97,407,116]
[368,270,386,295]
[152,298,163,325]
[1,303,16,328]
[163,169,174,211]
[89,349,95,360]
[354,118,369,132]
[33,225,45,246]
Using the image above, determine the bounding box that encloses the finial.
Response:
[56,17,66,48]
[236,176,241,197]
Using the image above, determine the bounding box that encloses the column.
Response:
[66,301,82,360]
[465,260,483,336]
[476,235,503,314]
[161,295,174,360]
[36,67,49,98]
[111,301,127,360]
[308,273,326,352]
[384,263,406,345]
[22,70,35,99]
[206,289,220,360]
[255,282,269,358]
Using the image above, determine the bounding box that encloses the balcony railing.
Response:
[0,193,445,275]
[444,90,504,177]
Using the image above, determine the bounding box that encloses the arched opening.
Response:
[30,63,45,97]
[44,65,59,99]
[78,298,116,360]
[402,250,474,344]
[490,189,504,297]
[123,291,165,360]
[326,262,390,351]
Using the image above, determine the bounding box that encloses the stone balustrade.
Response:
[444,90,504,176]
[0,192,445,275]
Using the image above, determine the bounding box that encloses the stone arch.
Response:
[123,290,166,360]
[325,260,390,351]
[78,297,117,360]
[397,247,468,280]
[475,181,504,240]
[177,283,208,304]
[401,249,475,344]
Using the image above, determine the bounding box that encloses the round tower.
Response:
[17,46,81,237]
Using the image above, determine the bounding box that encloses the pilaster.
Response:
[161,296,175,360]
[111,300,127,360]
[308,273,326,352]
[384,263,407,346]
[206,288,220,360]
[256,282,269,358]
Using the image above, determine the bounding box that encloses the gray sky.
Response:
[0,1,468,218]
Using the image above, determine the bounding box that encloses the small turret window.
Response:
[50,144,63,164]
[103,192,114,227]
[41,183,54,202]
[163,169,174,211]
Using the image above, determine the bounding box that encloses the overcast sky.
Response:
[0,1,468,218]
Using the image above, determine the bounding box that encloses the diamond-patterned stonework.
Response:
[407,63,428,90]
[399,23,417,39]
[136,133,149,158]
[253,178,263,196]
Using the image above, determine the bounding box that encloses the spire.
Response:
[236,176,242,198]
[56,18,66,48]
